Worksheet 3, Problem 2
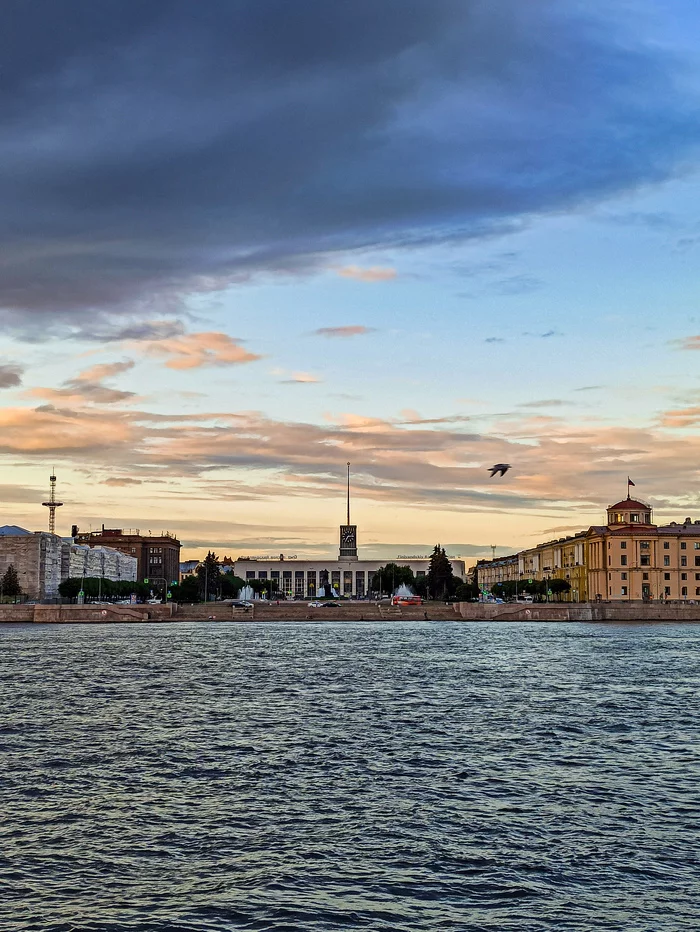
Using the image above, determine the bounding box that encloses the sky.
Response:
[2,0,700,564]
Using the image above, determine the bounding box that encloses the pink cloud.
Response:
[313,326,376,338]
[336,266,397,282]
[142,332,262,369]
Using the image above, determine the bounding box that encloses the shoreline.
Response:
[2,601,700,625]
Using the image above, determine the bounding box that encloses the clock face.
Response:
[340,526,356,546]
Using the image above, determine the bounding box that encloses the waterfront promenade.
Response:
[2,601,700,624]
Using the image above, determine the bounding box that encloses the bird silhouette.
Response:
[489,463,511,477]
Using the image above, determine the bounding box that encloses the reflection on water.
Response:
[1,621,699,930]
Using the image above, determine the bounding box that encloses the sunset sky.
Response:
[3,0,700,563]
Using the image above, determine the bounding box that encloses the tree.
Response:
[197,552,221,601]
[426,545,457,599]
[58,577,82,599]
[455,581,479,601]
[248,577,279,597]
[1,564,21,600]
[549,579,572,601]
[220,574,245,598]
[371,563,416,595]
[172,574,200,603]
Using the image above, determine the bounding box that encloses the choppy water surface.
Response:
[1,621,699,931]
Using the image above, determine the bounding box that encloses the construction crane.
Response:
[42,472,64,535]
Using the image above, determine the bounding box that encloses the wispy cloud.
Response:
[336,266,397,283]
[671,335,700,351]
[517,399,568,409]
[312,326,377,339]
[142,332,263,370]
[485,337,505,344]
[279,372,321,384]
[28,360,136,405]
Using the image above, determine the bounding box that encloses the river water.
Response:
[1,621,699,931]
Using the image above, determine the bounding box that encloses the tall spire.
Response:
[347,461,351,525]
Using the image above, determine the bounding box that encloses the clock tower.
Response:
[339,462,358,561]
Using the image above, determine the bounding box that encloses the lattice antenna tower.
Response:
[42,470,64,535]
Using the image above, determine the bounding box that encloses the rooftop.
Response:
[0,525,31,536]
[608,497,651,512]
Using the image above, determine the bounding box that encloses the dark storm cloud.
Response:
[1,0,698,332]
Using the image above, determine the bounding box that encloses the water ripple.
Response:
[1,621,699,930]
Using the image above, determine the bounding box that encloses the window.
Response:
[696,573,700,581]
[271,571,280,580]
[640,556,650,566]
[696,556,700,566]
[620,555,627,566]
[630,513,640,523]
[258,571,267,579]
[663,542,670,550]
[682,587,688,597]
[643,572,649,580]
[681,556,688,567]
[681,573,687,580]
[681,542,687,550]
[640,541,650,550]
[621,572,627,580]
[665,587,671,596]
[608,556,611,566]
[150,556,162,564]
[664,573,671,581]
[246,571,255,579]
[664,556,670,566]
[697,588,700,597]
[620,541,627,549]
[695,542,700,550]
[151,547,162,554]
[621,586,628,596]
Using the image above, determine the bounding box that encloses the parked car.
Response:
[324,602,340,608]
[308,601,323,607]
[231,600,254,608]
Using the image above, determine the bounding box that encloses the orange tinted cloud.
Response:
[672,335,700,351]
[143,332,263,369]
[336,266,397,282]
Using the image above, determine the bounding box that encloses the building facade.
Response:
[232,553,466,599]
[68,544,137,583]
[74,527,181,585]
[0,526,65,600]
[476,493,700,602]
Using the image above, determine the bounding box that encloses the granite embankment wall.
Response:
[455,602,700,622]
[1,601,699,624]
[0,603,175,624]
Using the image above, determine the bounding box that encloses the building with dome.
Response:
[476,490,700,602]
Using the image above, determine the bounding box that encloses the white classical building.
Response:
[232,508,465,599]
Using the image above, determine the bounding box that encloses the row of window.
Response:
[610,541,700,549]
[612,571,700,579]
[614,587,700,596]
[610,555,700,567]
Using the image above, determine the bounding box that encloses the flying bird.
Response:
[489,463,511,477]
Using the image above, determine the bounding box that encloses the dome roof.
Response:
[608,499,651,512]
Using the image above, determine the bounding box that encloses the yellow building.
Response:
[476,491,700,603]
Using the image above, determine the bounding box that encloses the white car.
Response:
[308,601,323,607]
[147,598,162,604]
